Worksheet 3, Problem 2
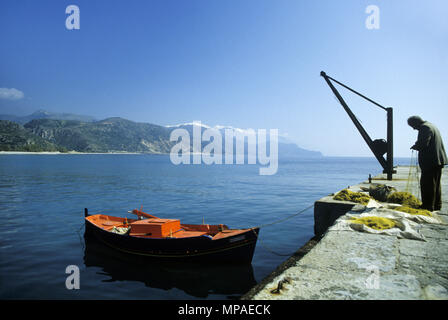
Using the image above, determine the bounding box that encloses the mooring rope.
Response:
[247,203,315,257]
[253,230,298,257]
[76,222,86,252]
[254,203,315,229]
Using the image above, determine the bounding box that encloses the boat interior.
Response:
[85,214,251,240]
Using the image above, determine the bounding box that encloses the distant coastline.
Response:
[0,151,147,155]
[0,151,322,157]
[0,111,323,158]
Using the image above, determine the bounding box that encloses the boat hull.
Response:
[85,219,259,264]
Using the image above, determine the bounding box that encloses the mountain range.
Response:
[0,110,322,157]
[0,109,96,124]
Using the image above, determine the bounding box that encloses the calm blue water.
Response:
[0,154,411,299]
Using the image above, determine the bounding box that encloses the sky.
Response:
[0,0,447,157]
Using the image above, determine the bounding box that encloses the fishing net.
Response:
[330,205,445,241]
[387,192,422,209]
[333,189,370,205]
[111,226,130,235]
[393,206,432,217]
[349,216,397,230]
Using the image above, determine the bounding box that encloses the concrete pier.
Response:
[243,166,448,300]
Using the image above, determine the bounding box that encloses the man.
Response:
[408,116,447,211]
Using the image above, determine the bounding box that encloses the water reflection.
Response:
[83,234,257,299]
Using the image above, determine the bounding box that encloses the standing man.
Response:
[408,116,447,211]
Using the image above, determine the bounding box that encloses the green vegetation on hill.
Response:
[24,117,174,153]
[0,120,66,152]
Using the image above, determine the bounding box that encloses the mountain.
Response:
[24,117,174,153]
[0,109,96,124]
[166,122,322,158]
[0,111,322,156]
[0,120,66,152]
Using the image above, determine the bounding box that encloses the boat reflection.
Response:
[83,234,257,299]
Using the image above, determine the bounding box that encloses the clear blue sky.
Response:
[1,0,447,157]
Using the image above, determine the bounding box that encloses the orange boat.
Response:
[84,208,259,263]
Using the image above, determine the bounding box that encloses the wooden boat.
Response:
[84,208,259,263]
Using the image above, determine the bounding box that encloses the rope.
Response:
[405,150,415,193]
[405,150,421,200]
[76,222,85,252]
[405,152,411,191]
[253,229,297,257]
[253,203,315,229]
[413,154,421,200]
[247,203,315,257]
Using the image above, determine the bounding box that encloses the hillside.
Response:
[0,120,65,152]
[24,118,174,153]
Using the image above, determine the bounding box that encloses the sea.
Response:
[0,154,411,299]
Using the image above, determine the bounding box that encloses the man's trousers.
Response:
[420,166,443,211]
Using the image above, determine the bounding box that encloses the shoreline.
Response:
[0,151,164,155]
[0,151,414,158]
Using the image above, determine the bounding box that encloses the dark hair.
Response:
[407,116,424,128]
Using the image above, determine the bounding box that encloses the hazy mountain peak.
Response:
[32,109,51,116]
[165,122,211,129]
